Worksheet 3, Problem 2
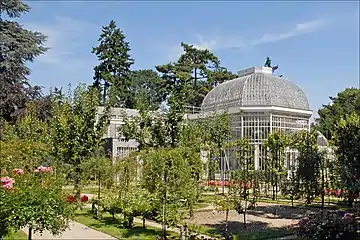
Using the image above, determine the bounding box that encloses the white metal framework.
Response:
[199,66,313,178]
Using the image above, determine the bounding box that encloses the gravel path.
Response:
[186,202,318,233]
[22,221,116,239]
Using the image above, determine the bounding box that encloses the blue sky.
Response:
[21,1,359,119]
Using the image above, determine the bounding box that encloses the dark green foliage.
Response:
[315,88,360,140]
[92,20,134,107]
[128,69,167,110]
[334,113,360,206]
[0,0,48,121]
[295,130,323,204]
[157,42,237,109]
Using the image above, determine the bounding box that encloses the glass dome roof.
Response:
[202,67,310,112]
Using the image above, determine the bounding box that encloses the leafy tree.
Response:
[294,130,320,204]
[141,147,202,238]
[315,88,360,140]
[214,193,236,235]
[81,152,113,219]
[206,113,233,182]
[0,0,48,122]
[333,113,360,207]
[50,84,110,203]
[231,138,254,230]
[0,103,50,174]
[263,130,289,201]
[128,69,167,110]
[158,42,237,108]
[92,20,134,107]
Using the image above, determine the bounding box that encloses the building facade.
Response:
[194,66,314,176]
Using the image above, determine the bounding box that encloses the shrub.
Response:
[295,210,359,240]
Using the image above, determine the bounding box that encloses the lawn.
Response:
[4,230,27,240]
[188,224,298,240]
[74,209,178,239]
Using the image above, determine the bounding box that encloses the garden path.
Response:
[22,221,116,239]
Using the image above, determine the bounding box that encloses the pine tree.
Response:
[92,20,134,107]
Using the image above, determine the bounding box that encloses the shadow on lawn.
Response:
[247,205,319,220]
[205,220,295,240]
[76,211,168,239]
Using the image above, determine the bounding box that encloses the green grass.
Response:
[234,228,296,240]
[187,224,297,240]
[74,209,178,239]
[4,230,27,240]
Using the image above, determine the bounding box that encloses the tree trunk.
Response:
[28,226,32,240]
[97,172,101,219]
[272,184,275,201]
[348,191,354,207]
[225,209,229,232]
[189,201,194,219]
[142,217,146,228]
[243,201,247,230]
[162,172,168,239]
[74,167,81,207]
[321,167,325,214]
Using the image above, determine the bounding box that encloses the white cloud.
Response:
[252,19,326,46]
[23,16,99,65]
[168,19,327,60]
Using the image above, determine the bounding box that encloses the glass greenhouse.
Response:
[197,66,313,176]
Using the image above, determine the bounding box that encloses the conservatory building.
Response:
[194,66,313,174]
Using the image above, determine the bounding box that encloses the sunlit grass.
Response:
[74,209,178,239]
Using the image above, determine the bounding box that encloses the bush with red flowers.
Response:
[80,195,89,202]
[66,195,76,203]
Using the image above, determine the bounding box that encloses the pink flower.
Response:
[34,166,53,173]
[1,176,15,190]
[13,168,24,175]
[342,213,355,221]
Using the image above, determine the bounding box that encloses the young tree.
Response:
[92,20,134,107]
[50,84,110,203]
[263,130,289,201]
[295,130,322,204]
[334,113,360,207]
[81,152,113,219]
[141,147,202,239]
[0,0,48,122]
[231,138,253,230]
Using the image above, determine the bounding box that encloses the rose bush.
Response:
[0,166,73,238]
[295,210,359,240]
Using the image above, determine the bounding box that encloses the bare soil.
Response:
[185,202,319,234]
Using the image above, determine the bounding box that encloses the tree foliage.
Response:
[0,0,48,122]
[50,84,110,198]
[316,88,360,140]
[294,130,323,204]
[92,20,134,107]
[263,130,290,201]
[128,69,167,110]
[333,113,360,206]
